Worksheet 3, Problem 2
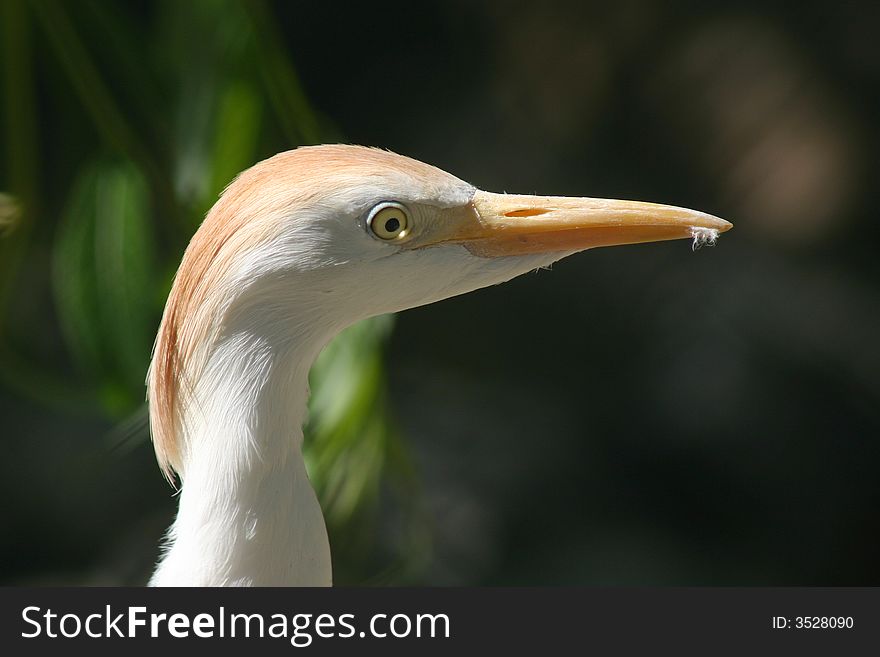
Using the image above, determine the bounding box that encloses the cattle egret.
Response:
[147,145,731,586]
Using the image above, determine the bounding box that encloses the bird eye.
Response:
[367,203,409,241]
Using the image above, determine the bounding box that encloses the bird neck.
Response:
[150,312,333,586]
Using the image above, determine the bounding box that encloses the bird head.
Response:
[149,144,730,478]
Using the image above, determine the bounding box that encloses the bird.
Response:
[147,144,731,586]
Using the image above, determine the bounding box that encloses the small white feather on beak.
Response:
[691,227,720,251]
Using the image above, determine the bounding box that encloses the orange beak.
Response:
[454,191,732,257]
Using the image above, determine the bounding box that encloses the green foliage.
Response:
[308,316,395,525]
[306,314,430,582]
[0,0,423,583]
[53,162,157,412]
[209,82,263,204]
[0,193,19,236]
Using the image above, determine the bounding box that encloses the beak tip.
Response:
[702,212,733,234]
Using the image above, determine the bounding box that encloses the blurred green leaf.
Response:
[53,161,156,413]
[160,0,251,218]
[0,193,20,236]
[208,81,262,202]
[53,168,104,377]
[304,314,426,582]
[93,162,157,393]
[246,0,321,145]
[306,314,395,525]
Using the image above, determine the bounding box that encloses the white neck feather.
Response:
[150,302,333,586]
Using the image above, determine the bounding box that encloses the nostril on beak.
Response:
[503,208,551,218]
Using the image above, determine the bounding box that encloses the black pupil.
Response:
[384,217,400,233]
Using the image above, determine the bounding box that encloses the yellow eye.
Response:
[368,203,409,241]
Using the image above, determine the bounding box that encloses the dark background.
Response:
[1,0,878,585]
